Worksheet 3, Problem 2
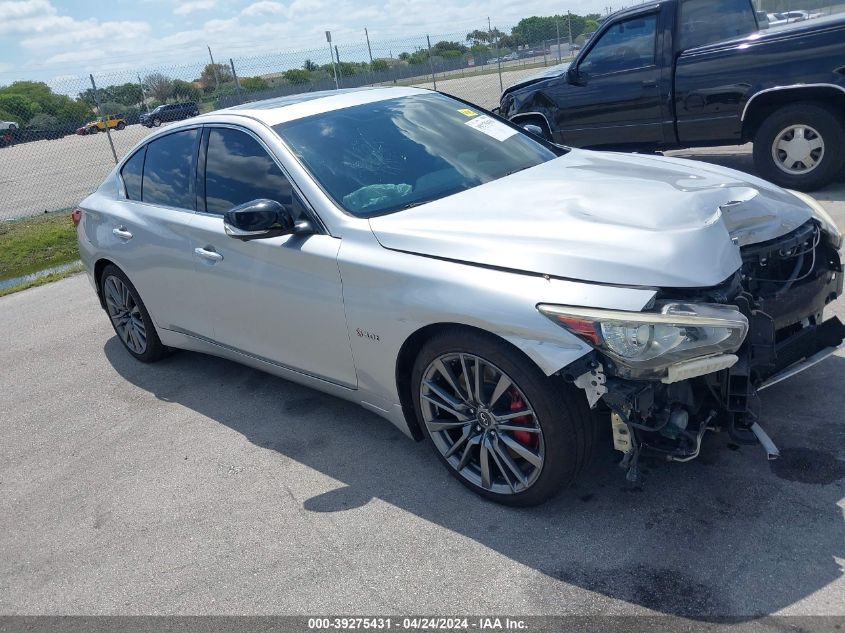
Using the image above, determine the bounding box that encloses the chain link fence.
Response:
[1,4,843,221]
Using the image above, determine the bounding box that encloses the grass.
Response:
[0,210,82,296]
[0,262,84,298]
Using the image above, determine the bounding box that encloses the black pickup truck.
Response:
[497,0,845,190]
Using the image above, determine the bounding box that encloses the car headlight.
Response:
[537,302,748,376]
[789,190,842,249]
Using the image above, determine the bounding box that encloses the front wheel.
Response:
[411,329,594,506]
[753,102,845,191]
[152,118,161,127]
[116,121,125,130]
[100,265,169,363]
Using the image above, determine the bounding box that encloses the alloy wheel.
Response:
[771,124,824,175]
[419,353,545,495]
[103,275,147,354]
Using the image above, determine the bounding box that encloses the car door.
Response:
[102,127,211,336]
[186,125,358,387]
[552,11,664,148]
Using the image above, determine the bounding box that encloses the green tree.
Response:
[28,113,61,129]
[303,59,319,72]
[172,79,201,101]
[284,69,310,85]
[109,82,144,107]
[240,76,269,92]
[198,63,233,92]
[0,94,37,122]
[143,73,173,102]
[370,59,390,72]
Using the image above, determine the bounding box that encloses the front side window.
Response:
[273,93,558,217]
[120,146,145,201]
[141,129,197,209]
[204,127,300,216]
[580,14,657,75]
[680,0,757,49]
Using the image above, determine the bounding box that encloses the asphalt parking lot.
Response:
[1,176,845,617]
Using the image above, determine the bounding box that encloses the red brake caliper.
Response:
[508,389,537,447]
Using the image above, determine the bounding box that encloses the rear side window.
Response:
[204,127,299,216]
[142,129,198,209]
[680,0,757,49]
[120,147,145,201]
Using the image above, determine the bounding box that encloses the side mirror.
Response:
[567,66,587,86]
[223,199,295,240]
[522,124,544,137]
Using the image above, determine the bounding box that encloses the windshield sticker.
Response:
[457,108,478,117]
[464,115,517,142]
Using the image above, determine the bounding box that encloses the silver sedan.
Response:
[76,87,844,505]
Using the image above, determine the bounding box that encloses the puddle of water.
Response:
[0,261,82,292]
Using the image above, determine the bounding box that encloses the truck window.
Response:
[679,0,757,49]
[580,14,658,75]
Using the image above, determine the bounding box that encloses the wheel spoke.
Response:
[795,127,805,140]
[473,357,482,405]
[479,435,492,489]
[423,380,466,413]
[498,423,540,433]
[488,373,511,408]
[807,136,823,151]
[456,435,480,471]
[433,359,467,403]
[488,437,518,492]
[459,354,473,403]
[426,418,471,432]
[493,438,528,487]
[421,393,467,421]
[444,425,473,458]
[498,433,543,468]
[496,408,534,422]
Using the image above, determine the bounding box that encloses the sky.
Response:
[0,0,610,88]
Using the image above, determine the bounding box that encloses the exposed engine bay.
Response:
[565,219,845,483]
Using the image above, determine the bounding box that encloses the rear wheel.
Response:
[152,118,161,127]
[116,121,125,130]
[100,265,169,363]
[411,329,594,506]
[753,102,845,191]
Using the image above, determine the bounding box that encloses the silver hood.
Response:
[368,150,813,288]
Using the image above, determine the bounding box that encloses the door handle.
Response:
[642,79,658,88]
[112,226,133,240]
[194,246,223,263]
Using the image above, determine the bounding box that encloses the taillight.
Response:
[71,208,82,227]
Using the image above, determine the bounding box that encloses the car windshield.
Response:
[273,93,560,217]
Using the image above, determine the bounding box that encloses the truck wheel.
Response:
[411,328,594,506]
[753,103,845,191]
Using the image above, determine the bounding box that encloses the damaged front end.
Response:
[542,218,845,483]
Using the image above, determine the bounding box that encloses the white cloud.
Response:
[242,1,287,17]
[173,0,216,15]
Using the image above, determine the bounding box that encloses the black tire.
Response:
[89,126,98,134]
[116,121,125,130]
[152,118,161,127]
[100,264,170,363]
[753,102,845,191]
[411,328,594,506]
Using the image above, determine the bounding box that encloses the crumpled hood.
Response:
[501,62,570,99]
[368,150,813,288]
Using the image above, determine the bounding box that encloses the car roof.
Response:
[206,86,431,126]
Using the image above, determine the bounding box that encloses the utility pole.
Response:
[89,74,118,165]
[137,74,147,113]
[326,31,339,90]
[230,58,242,104]
[568,11,573,48]
[426,34,437,90]
[335,45,343,88]
[556,20,561,62]
[207,45,220,91]
[365,27,373,64]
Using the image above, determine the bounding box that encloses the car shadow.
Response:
[104,338,845,618]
